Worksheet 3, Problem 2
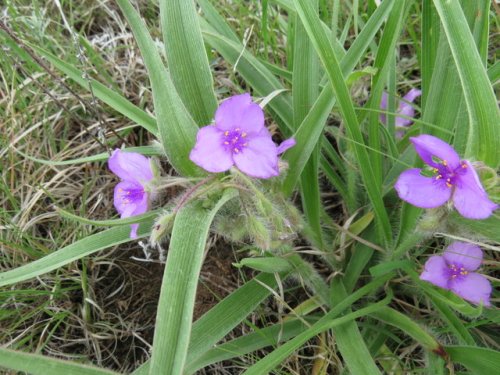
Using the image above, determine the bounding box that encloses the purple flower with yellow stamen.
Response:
[109,149,153,238]
[189,93,296,179]
[395,135,498,219]
[420,242,492,306]
[380,88,421,131]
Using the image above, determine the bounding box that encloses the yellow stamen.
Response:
[442,160,448,166]
[224,141,229,145]
[436,175,442,180]
[224,131,229,136]
[234,148,239,153]
[241,132,247,138]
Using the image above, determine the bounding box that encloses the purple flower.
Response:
[189,93,296,179]
[380,88,422,128]
[395,135,498,219]
[108,149,153,238]
[420,242,492,306]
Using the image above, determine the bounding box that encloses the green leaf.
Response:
[448,212,500,243]
[235,257,293,273]
[369,306,440,351]
[291,0,392,245]
[160,0,217,125]
[331,279,382,375]
[242,273,395,374]
[292,0,322,248]
[0,348,118,375]
[283,0,395,197]
[432,0,500,167]
[200,22,294,131]
[196,0,240,43]
[116,0,200,176]
[186,319,310,373]
[445,346,500,374]
[132,272,289,375]
[243,287,392,374]
[11,41,158,136]
[0,220,154,287]
[147,189,237,375]
[15,146,160,166]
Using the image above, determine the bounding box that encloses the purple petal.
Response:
[113,181,149,239]
[379,92,388,125]
[129,224,140,239]
[420,256,449,289]
[189,126,234,173]
[443,242,483,271]
[449,272,492,306]
[402,88,422,103]
[396,89,421,127]
[108,149,153,183]
[452,161,498,219]
[277,138,296,154]
[114,181,144,216]
[214,93,265,134]
[233,135,279,179]
[395,169,452,208]
[410,135,461,170]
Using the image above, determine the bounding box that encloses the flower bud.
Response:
[150,212,174,248]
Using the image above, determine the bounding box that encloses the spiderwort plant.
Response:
[420,242,492,306]
[189,93,296,179]
[109,149,156,238]
[380,88,421,129]
[395,135,498,219]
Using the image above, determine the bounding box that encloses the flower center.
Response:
[447,263,468,280]
[432,160,468,188]
[118,186,145,206]
[222,128,248,154]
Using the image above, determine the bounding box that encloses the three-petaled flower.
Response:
[420,242,492,306]
[380,88,422,130]
[109,149,154,238]
[395,135,498,219]
[189,93,296,179]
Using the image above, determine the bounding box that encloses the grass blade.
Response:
[331,279,382,375]
[132,272,289,375]
[160,0,217,125]
[242,279,393,375]
[282,0,395,197]
[445,346,500,374]
[432,0,500,167]
[292,0,391,245]
[148,189,237,375]
[369,306,440,351]
[0,219,154,287]
[117,0,200,176]
[0,36,158,136]
[292,0,322,247]
[0,348,118,375]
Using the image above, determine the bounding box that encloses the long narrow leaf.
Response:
[0,348,118,375]
[132,272,290,375]
[432,0,500,167]
[282,0,395,196]
[147,189,237,375]
[0,220,154,287]
[292,0,391,245]
[116,0,200,176]
[160,0,217,125]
